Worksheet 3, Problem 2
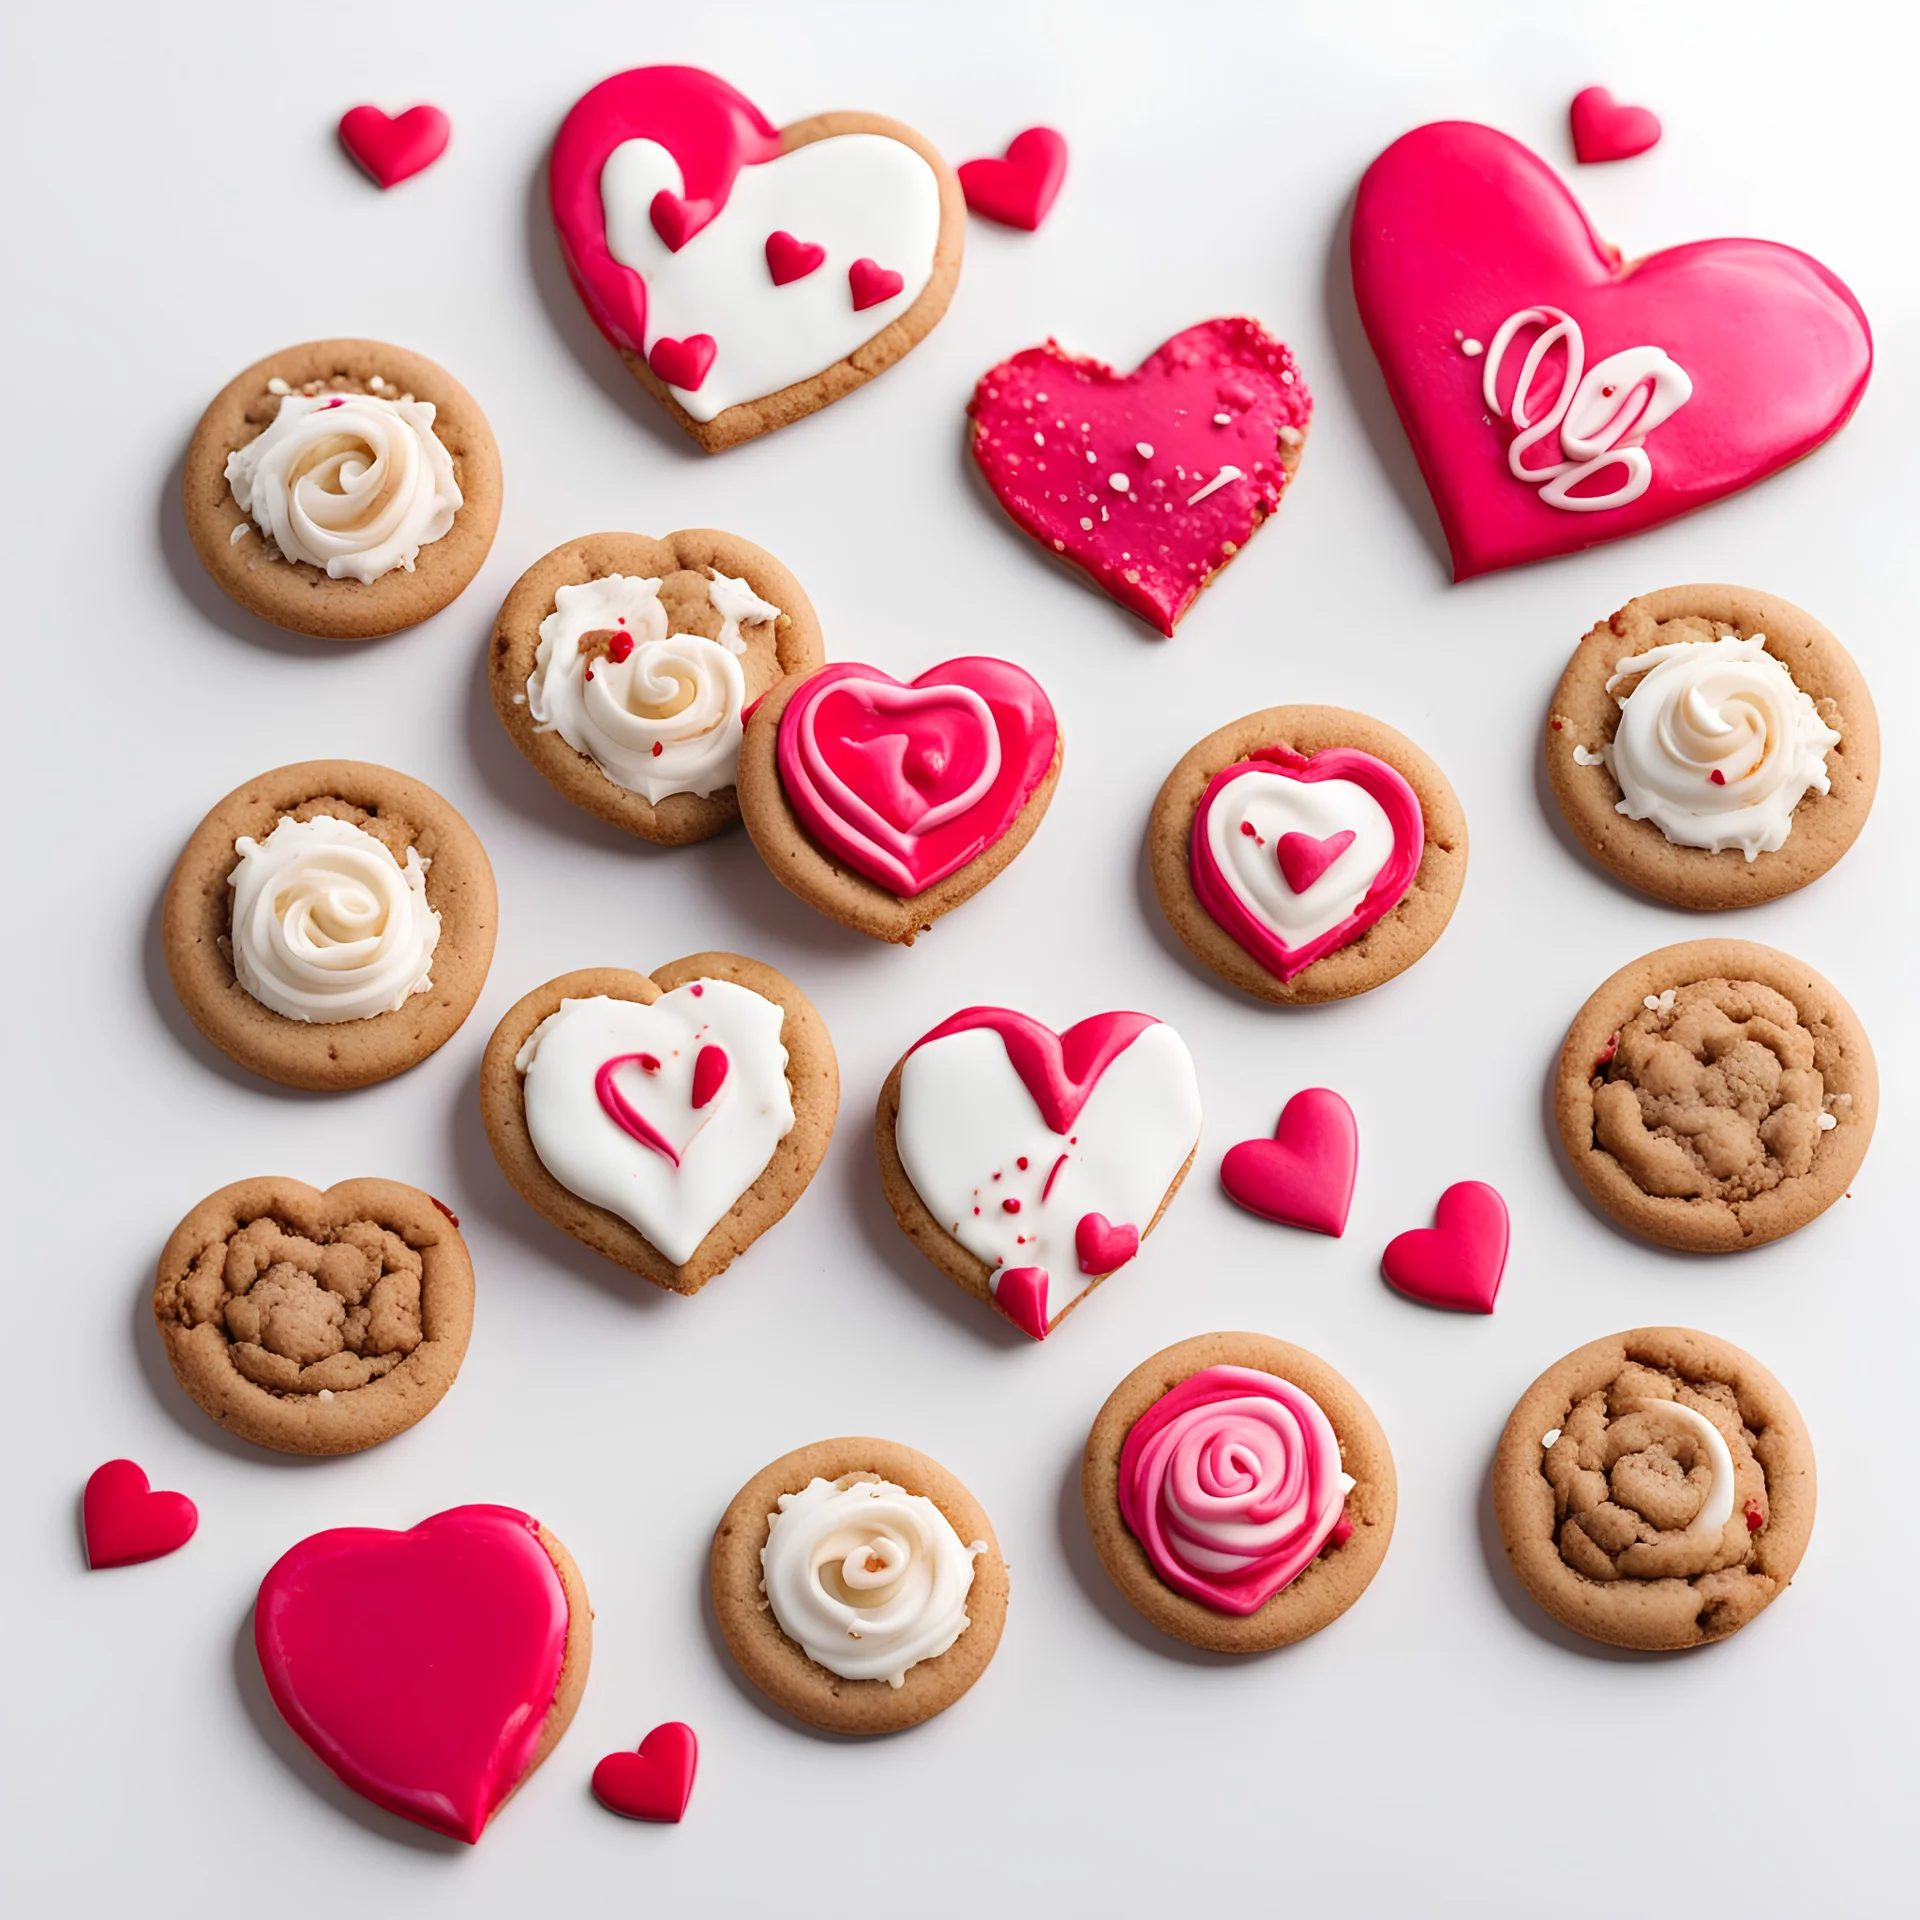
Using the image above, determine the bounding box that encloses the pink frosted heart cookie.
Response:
[876,1007,1203,1340]
[1149,705,1467,1004]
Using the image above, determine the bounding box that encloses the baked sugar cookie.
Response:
[1083,1333,1395,1654]
[711,1437,1006,1734]
[490,530,825,845]
[1546,586,1878,907]
[152,1176,473,1456]
[1493,1327,1815,1650]
[479,953,837,1293]
[876,1006,1202,1340]
[551,67,964,451]
[738,657,1062,943]
[1149,705,1467,1003]
[162,760,496,1091]
[184,339,501,639]
[1554,940,1876,1252]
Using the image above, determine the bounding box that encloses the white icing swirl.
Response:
[525,571,779,804]
[225,390,461,584]
[227,816,440,1023]
[1600,634,1841,860]
[760,1476,985,1688]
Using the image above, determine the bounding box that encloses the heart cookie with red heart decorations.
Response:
[592,1722,700,1822]
[82,1460,198,1569]
[549,66,965,451]
[968,318,1312,635]
[1350,121,1872,580]
[1150,705,1468,1004]
[480,954,838,1293]
[876,1006,1203,1340]
[739,657,1062,944]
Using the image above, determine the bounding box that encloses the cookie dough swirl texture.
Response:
[760,1476,985,1687]
[225,390,462,583]
[1601,634,1840,860]
[228,816,440,1024]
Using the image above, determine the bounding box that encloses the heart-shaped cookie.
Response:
[592,1722,699,1822]
[550,66,964,451]
[82,1460,198,1569]
[968,318,1312,634]
[1220,1088,1358,1237]
[1351,121,1872,579]
[1380,1181,1509,1313]
[255,1505,590,1843]
[338,104,451,187]
[480,954,838,1293]
[958,127,1068,230]
[877,1007,1203,1339]
[1569,87,1661,164]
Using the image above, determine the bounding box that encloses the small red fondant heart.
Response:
[849,257,905,312]
[83,1459,197,1569]
[592,1722,699,1823]
[1074,1212,1139,1275]
[1569,87,1662,164]
[958,126,1068,231]
[1381,1181,1508,1313]
[1220,1088,1358,1238]
[337,104,450,189]
[650,188,717,252]
[1274,828,1356,896]
[648,333,717,392]
[765,229,826,285]
[993,1265,1050,1341]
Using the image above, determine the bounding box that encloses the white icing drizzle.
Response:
[1627,1399,1736,1542]
[1186,465,1244,506]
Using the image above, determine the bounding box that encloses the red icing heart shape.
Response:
[1569,87,1661,164]
[849,257,905,311]
[650,188,717,251]
[337,104,450,189]
[83,1459,197,1569]
[958,127,1068,231]
[647,333,716,391]
[254,1505,571,1844]
[1220,1088,1358,1238]
[992,1265,1051,1341]
[1275,828,1356,895]
[765,229,825,285]
[1074,1212,1139,1275]
[593,1722,699,1822]
[1351,121,1872,580]
[1381,1180,1508,1313]
[969,318,1313,635]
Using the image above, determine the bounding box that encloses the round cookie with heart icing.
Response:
[256,1503,591,1842]
[711,1436,1006,1735]
[152,1175,473,1455]
[738,657,1062,943]
[1546,585,1878,908]
[1083,1332,1396,1654]
[876,1006,1202,1340]
[1555,940,1876,1253]
[162,760,496,1091]
[490,530,826,845]
[550,66,965,451]
[1493,1327,1815,1650]
[183,338,501,639]
[479,953,837,1293]
[1148,704,1467,1004]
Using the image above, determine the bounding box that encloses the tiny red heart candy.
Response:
[1074,1212,1140,1275]
[848,257,905,312]
[1380,1181,1508,1313]
[992,1265,1050,1341]
[83,1459,198,1569]
[650,188,717,252]
[1569,86,1662,164]
[765,229,826,286]
[337,104,451,189]
[648,333,718,392]
[1220,1088,1358,1238]
[593,1722,699,1823]
[959,126,1068,231]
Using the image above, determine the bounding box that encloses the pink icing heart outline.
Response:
[1219,1087,1358,1238]
[1381,1180,1509,1313]
[1190,746,1424,982]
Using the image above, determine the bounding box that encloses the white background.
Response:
[4,3,1914,1914]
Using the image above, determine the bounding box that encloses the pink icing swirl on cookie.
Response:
[1117,1365,1350,1615]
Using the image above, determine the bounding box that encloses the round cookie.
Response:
[1546,585,1879,908]
[1492,1327,1816,1651]
[711,1436,1007,1734]
[1148,704,1467,1003]
[163,760,496,1091]
[1082,1332,1396,1654]
[184,338,502,639]
[489,530,826,846]
[152,1176,474,1456]
[1554,939,1877,1252]
[479,953,838,1294]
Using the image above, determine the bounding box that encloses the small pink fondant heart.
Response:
[593,1722,699,1823]
[1274,828,1356,896]
[993,1265,1050,1341]
[958,127,1068,231]
[1220,1088,1358,1238]
[83,1459,197,1569]
[765,229,826,285]
[1074,1212,1139,1275]
[1380,1181,1508,1313]
[1569,87,1662,164]
[648,333,717,392]
[337,104,450,189]
[650,188,717,251]
[848,257,904,311]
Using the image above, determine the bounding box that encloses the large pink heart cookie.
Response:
[550,67,964,451]
[1351,121,1872,579]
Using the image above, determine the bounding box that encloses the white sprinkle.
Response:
[1085,449,1097,464]
[1135,441,1154,459]
[1573,744,1604,766]
[1644,995,1661,1011]
[1079,517,1092,530]
[1100,507,1108,522]
[1817,1112,1838,1131]
[1461,338,1484,357]
[1033,430,1045,446]
[229,522,252,544]
[1281,370,1295,384]
[369,373,386,391]
[1052,538,1065,551]
[1185,464,1244,506]
[1108,472,1130,492]
[1453,329,1463,341]
[318,1389,334,1402]
[512,692,527,705]
[1035,391,1048,403]
[1278,425,1303,447]
[266,376,290,395]
[1213,411,1232,425]
[1542,1428,1561,1449]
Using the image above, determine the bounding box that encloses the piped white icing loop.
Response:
[1628,1400,1736,1543]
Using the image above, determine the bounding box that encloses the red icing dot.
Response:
[652,741,663,756]
[1017,1156,1029,1170]
[1240,820,1257,838]
[1746,1501,1764,1532]
[1550,718,1563,731]
[609,631,635,663]
[993,1170,1002,1181]
[690,984,703,996]
[1709,768,1727,786]
[584,668,594,681]
[636,1054,660,1073]
[1002,1198,1022,1214]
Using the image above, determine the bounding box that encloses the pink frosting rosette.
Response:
[1117,1364,1352,1615]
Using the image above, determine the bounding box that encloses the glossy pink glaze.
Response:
[1569,87,1661,164]
[83,1459,197,1570]
[1074,1211,1139,1275]
[594,1055,682,1167]
[254,1505,569,1844]
[592,1721,699,1823]
[1351,121,1872,579]
[338,104,450,188]
[1381,1180,1508,1313]
[906,1007,1159,1134]
[968,317,1313,635]
[1220,1087,1359,1237]
[991,1264,1050,1341]
[958,126,1068,231]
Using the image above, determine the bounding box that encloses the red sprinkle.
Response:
[1240,820,1257,837]
[690,984,703,996]
[608,632,635,664]
[1595,1032,1619,1071]
[1042,1152,1069,1201]
[1745,1501,1764,1532]
[1550,718,1563,731]
[636,1053,660,1073]
[1002,1198,1022,1214]
[651,741,663,756]
[992,1170,1002,1181]
[584,668,594,681]
[1016,1156,1029,1170]
[1709,768,1727,786]
[429,1197,460,1228]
